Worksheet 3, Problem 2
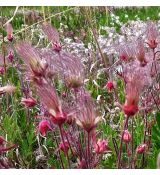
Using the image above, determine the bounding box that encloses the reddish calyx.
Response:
[123,104,139,117]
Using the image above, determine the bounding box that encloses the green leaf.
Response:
[156,112,160,130]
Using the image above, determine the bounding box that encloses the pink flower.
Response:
[122,71,142,117]
[135,39,147,66]
[136,144,147,154]
[59,141,69,155]
[50,112,67,126]
[146,22,158,49]
[16,42,48,77]
[35,80,66,126]
[118,44,135,62]
[75,91,101,132]
[42,22,61,52]
[8,51,14,62]
[0,67,5,75]
[122,130,132,144]
[106,81,115,92]
[21,97,37,108]
[38,120,52,136]
[94,139,110,154]
[123,104,139,117]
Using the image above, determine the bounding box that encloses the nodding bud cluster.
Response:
[38,120,52,136]
[146,22,158,49]
[106,81,115,92]
[42,22,61,52]
[59,141,69,155]
[122,130,132,143]
[16,42,48,78]
[136,144,147,154]
[75,90,101,133]
[94,139,110,154]
[41,23,85,89]
[21,97,37,108]
[6,23,13,42]
[35,79,67,126]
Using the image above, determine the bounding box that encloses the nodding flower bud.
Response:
[21,97,37,108]
[123,104,139,117]
[6,23,13,42]
[16,42,48,78]
[38,120,52,136]
[118,44,135,62]
[136,144,147,154]
[8,51,14,62]
[42,22,61,52]
[59,141,69,155]
[0,136,6,145]
[53,42,62,52]
[123,73,141,117]
[122,130,132,144]
[50,112,67,126]
[94,139,110,154]
[147,22,158,49]
[75,91,101,133]
[106,81,115,92]
[0,67,5,75]
[135,39,147,67]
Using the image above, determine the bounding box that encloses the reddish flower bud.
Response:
[106,81,115,92]
[118,44,135,62]
[136,144,147,154]
[50,112,67,126]
[8,51,14,62]
[62,92,67,98]
[123,104,139,117]
[53,42,62,52]
[42,22,61,52]
[147,22,158,49]
[38,120,52,136]
[21,97,37,108]
[135,39,147,67]
[59,141,69,155]
[122,130,132,143]
[0,67,5,75]
[94,139,110,154]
